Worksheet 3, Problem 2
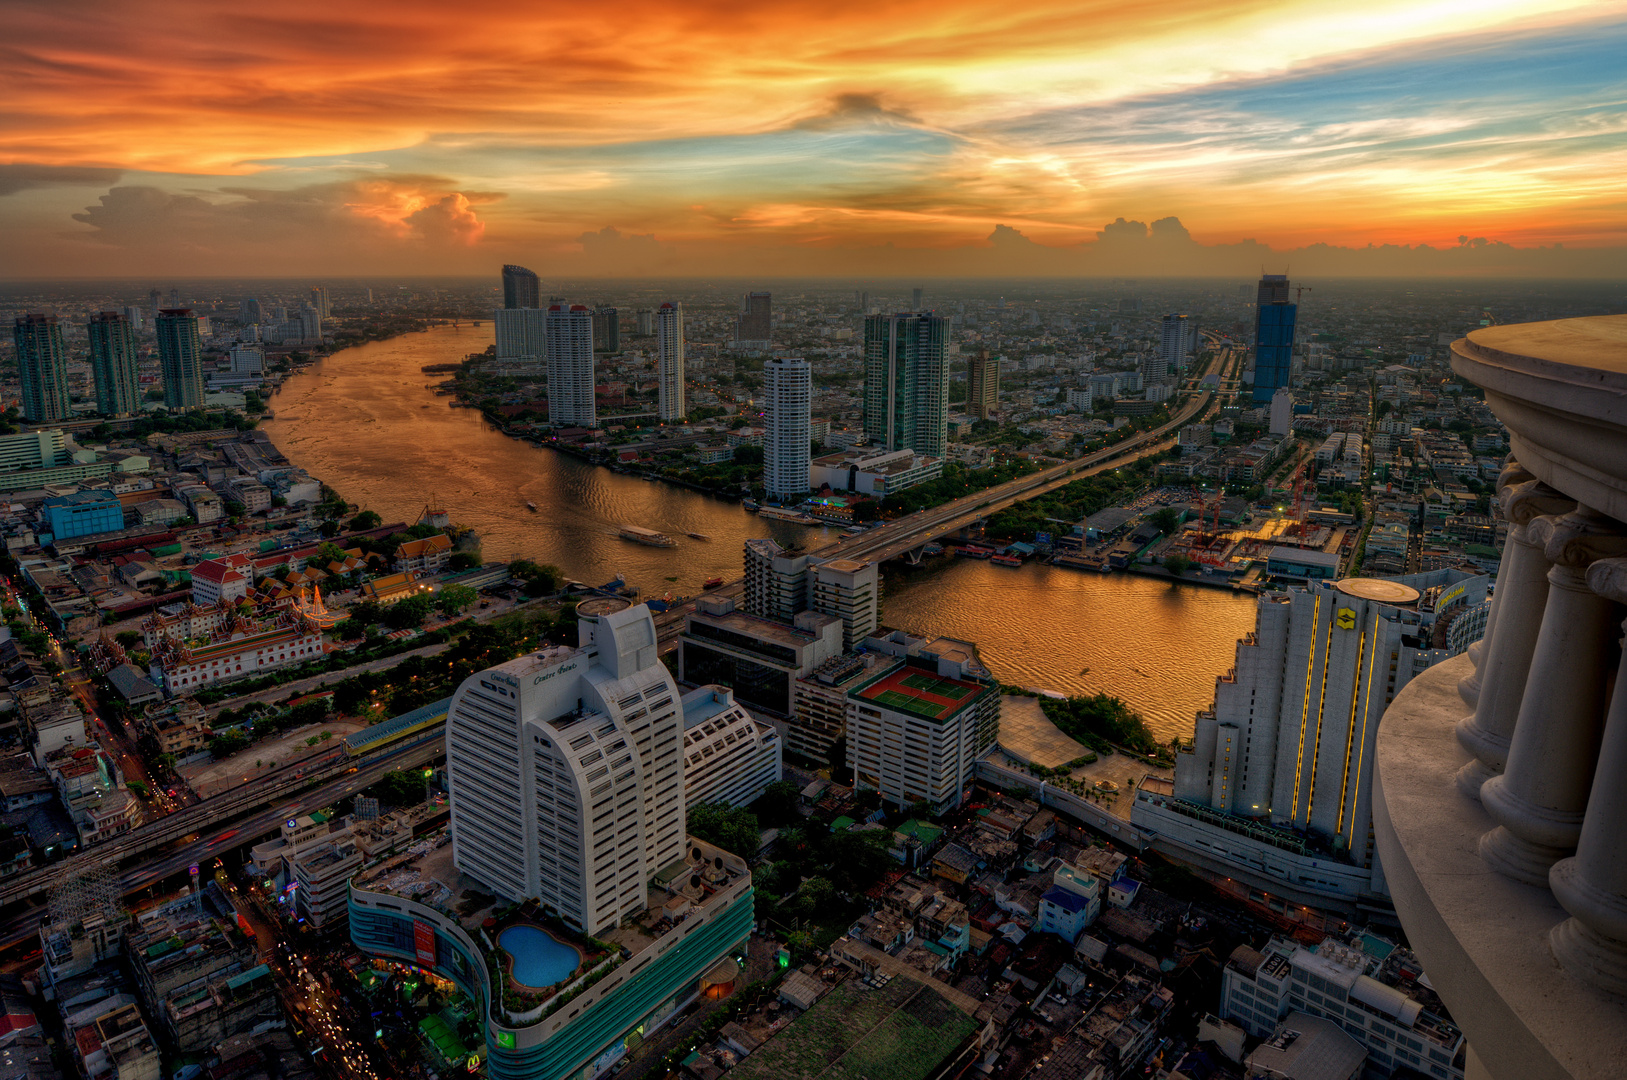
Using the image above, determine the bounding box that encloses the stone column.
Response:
[1460,460,1536,705]
[1454,481,1575,799]
[1480,506,1627,886]
[1549,555,1627,996]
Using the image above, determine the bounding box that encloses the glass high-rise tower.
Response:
[655,302,686,421]
[1251,274,1297,403]
[155,309,206,410]
[501,264,540,309]
[863,312,949,457]
[87,311,141,416]
[12,313,71,423]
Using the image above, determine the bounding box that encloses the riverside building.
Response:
[680,684,782,809]
[655,302,685,421]
[1134,571,1487,912]
[761,356,810,501]
[351,596,753,1080]
[502,264,541,309]
[546,304,596,427]
[846,631,1000,812]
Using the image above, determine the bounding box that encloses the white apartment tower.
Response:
[655,302,685,421]
[1160,313,1199,369]
[546,304,597,427]
[763,356,811,500]
[1269,387,1296,436]
[494,307,548,364]
[444,597,684,935]
[742,538,810,621]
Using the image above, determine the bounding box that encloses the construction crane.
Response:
[1295,286,1312,304]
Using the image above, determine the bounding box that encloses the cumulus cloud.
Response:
[71,176,495,254]
[574,226,672,273]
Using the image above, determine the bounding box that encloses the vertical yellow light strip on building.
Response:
[1305,604,1337,825]
[1292,595,1321,814]
[1346,620,1383,850]
[1335,627,1367,837]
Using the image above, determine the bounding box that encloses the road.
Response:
[651,345,1238,646]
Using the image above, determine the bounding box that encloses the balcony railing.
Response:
[1373,315,1627,1080]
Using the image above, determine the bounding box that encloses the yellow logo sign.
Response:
[1335,608,1357,630]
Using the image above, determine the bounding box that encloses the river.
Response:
[264,325,1258,742]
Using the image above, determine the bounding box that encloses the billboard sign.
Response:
[413,919,437,966]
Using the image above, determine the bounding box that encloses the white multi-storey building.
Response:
[655,302,685,421]
[444,597,684,935]
[762,356,810,500]
[545,304,596,427]
[1159,313,1198,369]
[1269,387,1296,436]
[494,307,548,364]
[742,537,810,622]
[809,557,879,651]
[846,632,1000,812]
[680,685,781,810]
[1133,570,1487,908]
[1220,937,1466,1080]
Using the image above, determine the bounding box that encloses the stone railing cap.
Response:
[1465,316,1627,378]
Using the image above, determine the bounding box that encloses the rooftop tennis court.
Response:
[856,664,983,722]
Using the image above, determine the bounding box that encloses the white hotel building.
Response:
[444,596,684,936]
[680,685,781,810]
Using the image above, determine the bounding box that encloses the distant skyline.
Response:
[3,2,1625,278]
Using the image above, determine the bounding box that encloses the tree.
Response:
[208,730,250,759]
[367,769,428,807]
[687,802,760,858]
[435,584,478,617]
[752,780,801,828]
[447,551,480,572]
[1163,553,1191,576]
[1149,507,1181,536]
[509,560,562,596]
[287,698,331,728]
[796,876,835,915]
[382,594,435,630]
[348,510,382,532]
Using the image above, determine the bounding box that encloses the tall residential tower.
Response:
[966,350,999,420]
[87,311,141,416]
[863,312,949,457]
[545,304,596,427]
[155,309,206,410]
[12,314,71,423]
[655,302,685,421]
[762,356,810,500]
[736,291,771,345]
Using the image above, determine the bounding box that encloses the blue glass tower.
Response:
[1251,274,1296,403]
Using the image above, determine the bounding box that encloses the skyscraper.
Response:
[655,302,685,421]
[87,311,141,417]
[1136,571,1487,905]
[500,264,540,310]
[238,297,263,324]
[736,291,771,344]
[444,597,685,934]
[309,285,330,319]
[863,313,949,457]
[762,356,810,500]
[591,307,619,353]
[545,304,596,427]
[12,314,71,423]
[1251,274,1297,403]
[912,287,923,310]
[155,309,206,410]
[966,349,999,420]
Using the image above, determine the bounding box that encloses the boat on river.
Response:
[756,506,817,524]
[526,501,538,512]
[688,532,710,541]
[619,525,677,548]
[702,577,725,590]
[742,499,760,511]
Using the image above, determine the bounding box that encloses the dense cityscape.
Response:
[0,265,1617,1080]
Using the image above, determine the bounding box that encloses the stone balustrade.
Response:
[1374,315,1627,1080]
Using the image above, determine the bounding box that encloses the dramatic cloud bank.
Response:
[2,0,1624,277]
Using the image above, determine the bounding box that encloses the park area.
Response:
[731,975,978,1080]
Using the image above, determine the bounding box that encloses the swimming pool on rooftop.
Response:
[497,924,583,988]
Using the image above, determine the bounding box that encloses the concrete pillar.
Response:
[1460,460,1536,705]
[1549,554,1627,996]
[1454,481,1574,799]
[1480,506,1627,886]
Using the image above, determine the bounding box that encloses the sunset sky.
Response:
[3,0,1625,277]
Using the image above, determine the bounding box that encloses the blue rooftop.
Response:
[1042,886,1091,913]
